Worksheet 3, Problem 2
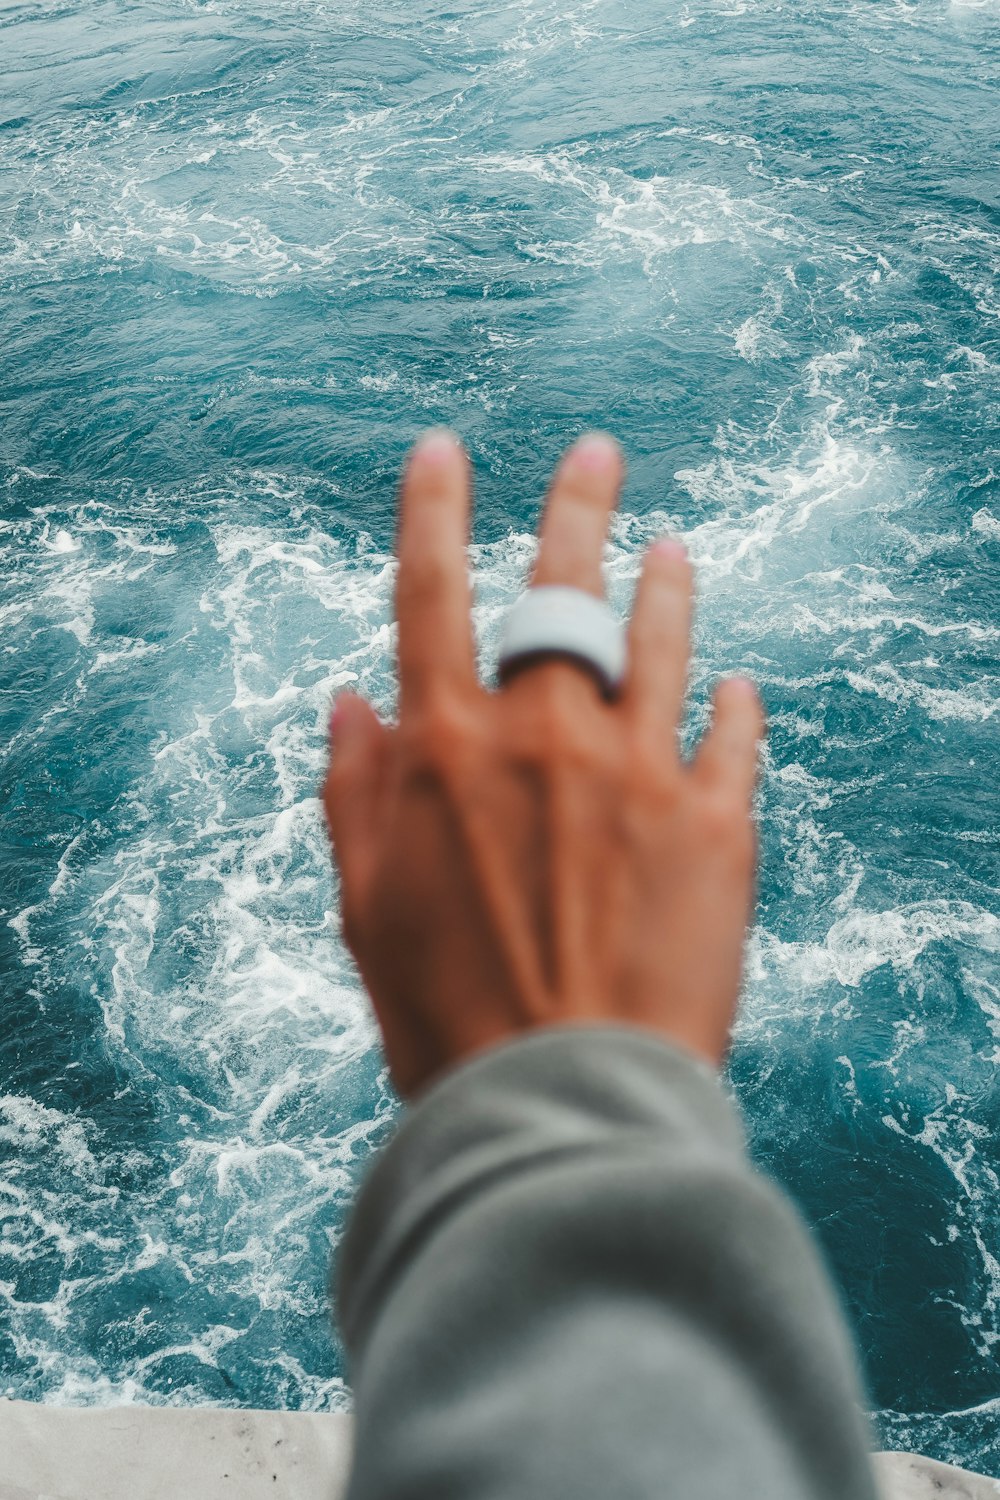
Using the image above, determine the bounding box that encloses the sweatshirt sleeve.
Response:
[335,1023,881,1500]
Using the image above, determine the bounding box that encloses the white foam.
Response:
[0,1097,96,1174]
[972,507,1000,540]
[732,311,791,363]
[845,664,997,723]
[748,901,999,993]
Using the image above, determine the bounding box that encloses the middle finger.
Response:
[530,432,624,597]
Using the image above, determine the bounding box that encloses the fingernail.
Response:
[570,432,621,472]
[651,537,687,563]
[412,427,461,463]
[727,675,759,698]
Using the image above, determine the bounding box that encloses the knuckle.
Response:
[701,788,739,838]
[396,555,451,611]
[701,789,755,864]
[531,688,579,752]
[630,732,680,797]
[578,728,625,784]
[533,694,610,771]
[560,476,607,514]
[401,690,482,770]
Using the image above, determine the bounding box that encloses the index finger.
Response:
[395,428,477,714]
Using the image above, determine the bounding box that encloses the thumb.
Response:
[322,691,390,904]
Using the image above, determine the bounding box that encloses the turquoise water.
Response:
[2,0,999,1472]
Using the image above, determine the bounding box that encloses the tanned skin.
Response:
[323,430,764,1099]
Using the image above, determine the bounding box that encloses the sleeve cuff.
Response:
[336,1022,747,1350]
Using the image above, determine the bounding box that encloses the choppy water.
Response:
[2,0,999,1473]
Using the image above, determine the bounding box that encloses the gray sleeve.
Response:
[336,1024,880,1500]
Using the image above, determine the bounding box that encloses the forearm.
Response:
[337,1025,880,1500]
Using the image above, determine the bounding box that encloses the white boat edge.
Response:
[1,1399,999,1499]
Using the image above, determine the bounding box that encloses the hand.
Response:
[323,429,764,1098]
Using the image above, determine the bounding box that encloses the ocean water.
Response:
[1,0,999,1473]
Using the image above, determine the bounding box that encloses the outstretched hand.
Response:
[323,430,764,1098]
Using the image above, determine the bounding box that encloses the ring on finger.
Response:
[496,585,627,700]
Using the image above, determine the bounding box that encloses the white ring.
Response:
[497,586,626,697]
